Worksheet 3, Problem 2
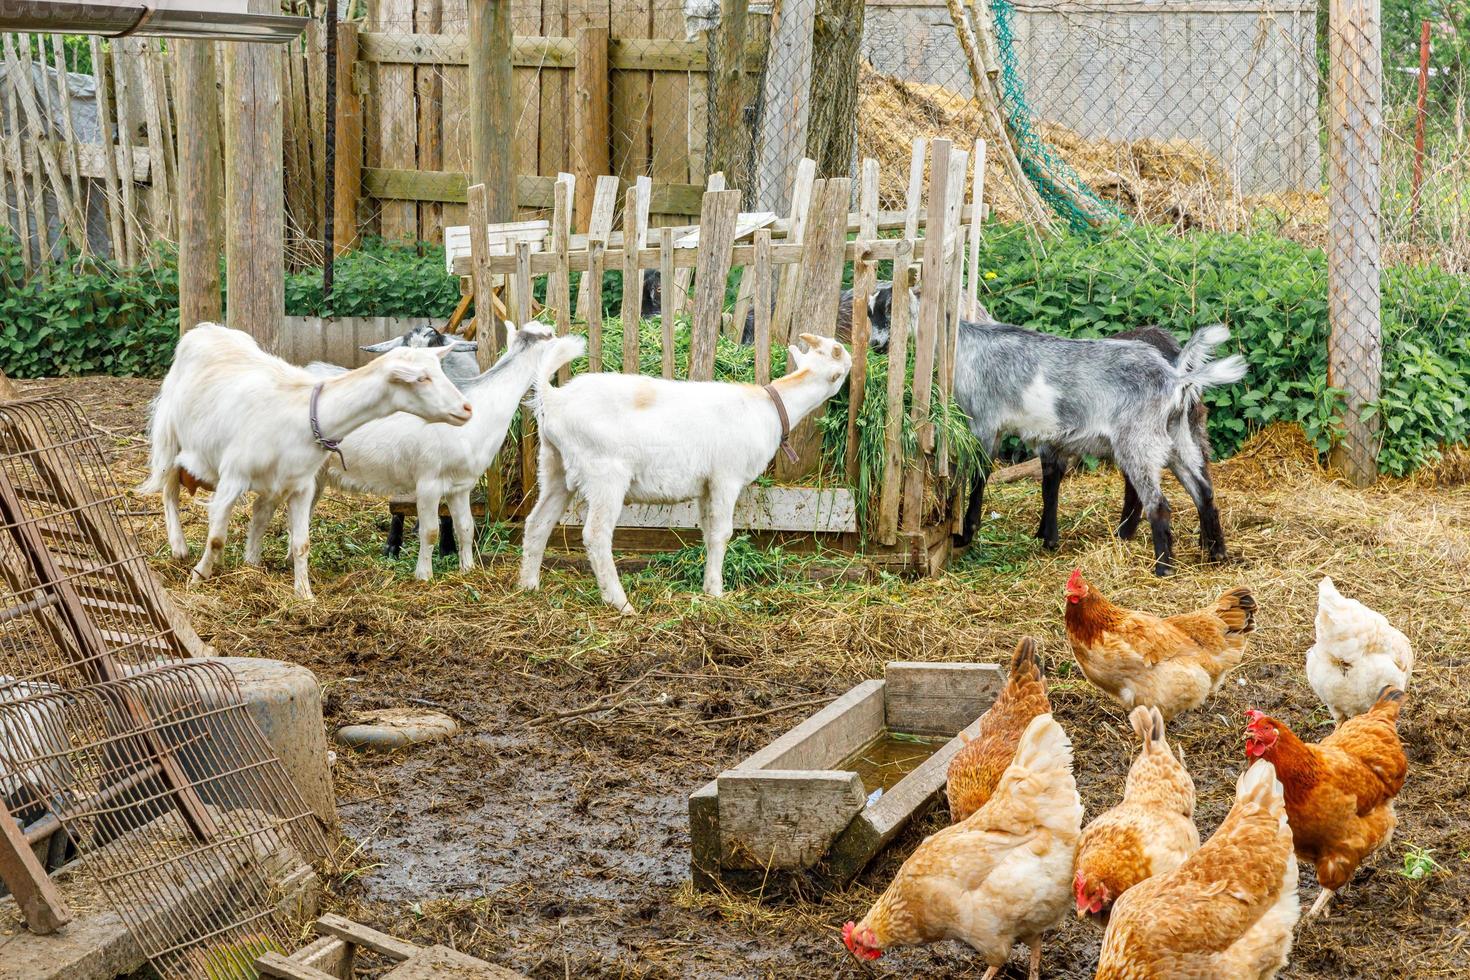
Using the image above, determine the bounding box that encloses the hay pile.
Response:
[856,64,1331,240]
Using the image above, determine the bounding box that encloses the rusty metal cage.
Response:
[0,396,208,691]
[0,660,329,978]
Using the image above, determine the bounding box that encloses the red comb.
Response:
[842,922,856,951]
[1066,568,1084,590]
[1245,708,1265,724]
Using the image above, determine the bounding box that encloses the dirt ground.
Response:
[26,376,1470,979]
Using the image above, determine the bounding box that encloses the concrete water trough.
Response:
[689,661,1003,890]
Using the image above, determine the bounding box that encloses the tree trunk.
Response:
[803,0,865,178]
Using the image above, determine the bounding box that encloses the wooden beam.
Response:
[456,235,913,277]
[468,0,514,224]
[175,39,223,333]
[688,189,742,380]
[357,33,765,71]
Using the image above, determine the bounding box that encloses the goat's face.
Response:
[361,324,477,356]
[864,281,920,354]
[380,347,473,425]
[789,334,853,394]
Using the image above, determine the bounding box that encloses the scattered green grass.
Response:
[1401,846,1442,881]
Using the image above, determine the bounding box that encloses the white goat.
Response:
[142,322,473,599]
[519,333,853,613]
[256,322,555,580]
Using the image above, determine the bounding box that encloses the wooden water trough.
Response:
[688,660,1002,890]
[433,137,991,575]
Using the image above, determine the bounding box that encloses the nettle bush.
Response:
[974,225,1470,476]
[0,234,180,377]
[283,238,461,317]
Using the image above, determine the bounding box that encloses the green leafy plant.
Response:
[973,223,1470,476]
[285,238,462,318]
[1400,846,1442,880]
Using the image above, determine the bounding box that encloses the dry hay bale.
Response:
[1214,422,1323,490]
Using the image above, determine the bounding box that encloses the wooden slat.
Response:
[619,185,644,375]
[650,0,689,195]
[903,137,926,239]
[466,182,499,361]
[333,21,363,254]
[846,159,880,482]
[314,913,418,962]
[935,147,968,479]
[537,0,569,183]
[574,173,619,318]
[658,225,675,378]
[375,0,417,239]
[779,177,849,478]
[903,139,952,533]
[552,174,573,381]
[363,167,707,214]
[573,28,610,231]
[752,228,773,386]
[687,189,742,380]
[769,158,816,344]
[459,235,913,276]
[515,239,535,501]
[879,243,916,545]
[414,0,445,245]
[966,138,987,320]
[610,0,652,183]
[586,240,605,369]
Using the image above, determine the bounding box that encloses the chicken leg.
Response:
[980,969,999,980]
[1307,887,1336,919]
[1030,936,1042,979]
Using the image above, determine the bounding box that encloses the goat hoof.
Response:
[171,546,190,561]
[1117,524,1139,541]
[1040,536,1060,552]
[617,604,636,617]
[1153,563,1175,577]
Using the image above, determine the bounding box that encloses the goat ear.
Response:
[798,332,822,349]
[503,321,519,343]
[786,344,805,369]
[360,337,405,353]
[386,359,424,383]
[431,344,456,359]
[449,341,478,353]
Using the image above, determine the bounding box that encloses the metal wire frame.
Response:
[0,660,329,979]
[0,396,207,694]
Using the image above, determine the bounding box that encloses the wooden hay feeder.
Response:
[442,138,991,576]
[688,660,1001,890]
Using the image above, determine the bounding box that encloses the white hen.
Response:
[1306,577,1413,724]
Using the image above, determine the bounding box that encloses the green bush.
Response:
[284,238,462,317]
[0,234,181,377]
[973,224,1470,477]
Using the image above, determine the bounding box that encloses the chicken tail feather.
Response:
[1009,636,1044,683]
[1369,686,1407,725]
[1214,587,1257,634]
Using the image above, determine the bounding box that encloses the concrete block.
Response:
[883,661,1003,735]
[212,657,337,831]
[716,770,867,870]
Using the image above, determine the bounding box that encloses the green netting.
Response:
[989,0,1125,233]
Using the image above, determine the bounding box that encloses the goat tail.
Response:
[1173,324,1247,412]
[530,335,588,413]
[138,393,177,494]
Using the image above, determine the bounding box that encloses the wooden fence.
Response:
[354,1,767,244]
[438,139,987,572]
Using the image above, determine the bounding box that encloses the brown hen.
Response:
[1244,686,1407,918]
[1064,568,1256,720]
[946,636,1051,822]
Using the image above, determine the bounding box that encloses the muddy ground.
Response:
[27,376,1470,979]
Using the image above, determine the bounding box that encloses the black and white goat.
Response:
[950,322,1246,575]
[307,322,478,559]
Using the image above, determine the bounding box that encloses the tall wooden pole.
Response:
[1409,19,1431,237]
[332,20,362,257]
[223,0,286,350]
[175,40,223,333]
[468,0,514,224]
[1326,0,1383,486]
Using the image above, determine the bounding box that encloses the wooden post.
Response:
[710,0,754,188]
[755,0,817,211]
[903,138,926,239]
[846,159,879,482]
[1409,19,1430,236]
[223,0,285,350]
[689,189,743,380]
[620,187,644,375]
[573,28,610,229]
[175,40,223,333]
[878,242,915,546]
[575,175,620,319]
[752,228,773,385]
[770,157,816,343]
[1326,0,1382,486]
[333,20,363,255]
[966,138,989,321]
[466,183,501,357]
[552,175,573,382]
[904,139,952,529]
[469,0,515,224]
[659,226,676,379]
[587,241,606,370]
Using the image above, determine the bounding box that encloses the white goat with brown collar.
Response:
[519,333,853,613]
[142,322,473,600]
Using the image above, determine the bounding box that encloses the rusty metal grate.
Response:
[0,660,329,978]
[0,396,207,691]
